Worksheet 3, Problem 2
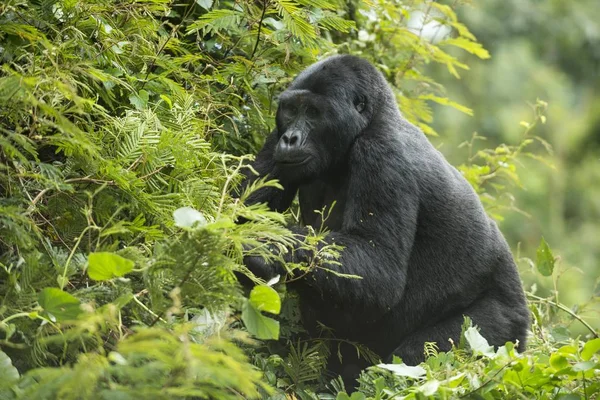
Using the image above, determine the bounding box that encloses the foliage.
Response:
[343,322,600,399]
[0,0,598,399]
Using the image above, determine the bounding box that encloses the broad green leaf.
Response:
[551,326,571,342]
[550,353,569,370]
[87,252,134,281]
[556,344,578,355]
[249,285,281,314]
[241,300,280,340]
[128,90,149,110]
[377,363,426,378]
[536,237,555,276]
[38,288,82,321]
[0,350,19,385]
[464,327,495,357]
[581,338,600,361]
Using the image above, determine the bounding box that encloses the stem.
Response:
[140,1,195,90]
[250,0,268,59]
[527,293,599,338]
[216,156,245,220]
[133,295,165,324]
[148,266,195,327]
[1,311,33,325]
[60,226,94,290]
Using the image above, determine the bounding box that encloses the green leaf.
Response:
[38,288,82,321]
[536,237,555,276]
[420,94,474,116]
[249,285,281,314]
[87,252,135,281]
[551,326,571,342]
[128,90,149,110]
[241,285,282,339]
[0,350,19,385]
[241,300,280,340]
[581,338,600,361]
[550,353,569,370]
[441,37,490,59]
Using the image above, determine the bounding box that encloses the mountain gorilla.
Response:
[241,55,530,384]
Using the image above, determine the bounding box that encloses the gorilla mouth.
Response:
[275,156,310,167]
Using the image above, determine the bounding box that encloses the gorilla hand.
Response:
[243,253,285,281]
[243,227,313,282]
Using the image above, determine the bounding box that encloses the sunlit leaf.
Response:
[38,288,82,321]
[0,350,19,385]
[87,252,135,281]
[536,237,555,276]
[249,284,281,314]
[241,300,280,340]
[581,338,600,361]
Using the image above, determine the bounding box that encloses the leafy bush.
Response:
[0,0,598,398]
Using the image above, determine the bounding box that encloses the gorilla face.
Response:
[273,57,379,183]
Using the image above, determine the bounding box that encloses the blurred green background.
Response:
[426,0,600,331]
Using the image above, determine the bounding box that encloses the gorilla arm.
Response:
[298,167,420,322]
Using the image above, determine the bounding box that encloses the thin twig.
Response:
[527,293,599,338]
[459,360,512,398]
[148,266,195,327]
[26,176,115,213]
[140,2,196,90]
[250,0,268,59]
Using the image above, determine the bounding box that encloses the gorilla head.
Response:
[273,55,393,183]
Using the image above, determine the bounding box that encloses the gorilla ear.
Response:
[354,95,366,113]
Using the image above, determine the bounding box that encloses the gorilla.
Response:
[241,55,530,383]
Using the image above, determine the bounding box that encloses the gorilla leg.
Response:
[390,295,528,364]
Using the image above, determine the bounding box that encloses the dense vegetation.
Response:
[0,0,598,398]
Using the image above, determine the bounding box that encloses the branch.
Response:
[527,293,599,338]
[140,2,196,90]
[250,0,268,60]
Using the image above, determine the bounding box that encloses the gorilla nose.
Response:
[279,130,302,150]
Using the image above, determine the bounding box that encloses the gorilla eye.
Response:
[306,106,319,118]
[354,96,366,113]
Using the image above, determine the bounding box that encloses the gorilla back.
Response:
[242,55,530,380]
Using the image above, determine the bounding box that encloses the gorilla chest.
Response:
[298,180,347,231]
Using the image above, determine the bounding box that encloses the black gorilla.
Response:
[241,55,529,382]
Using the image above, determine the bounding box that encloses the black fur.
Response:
[241,55,530,384]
